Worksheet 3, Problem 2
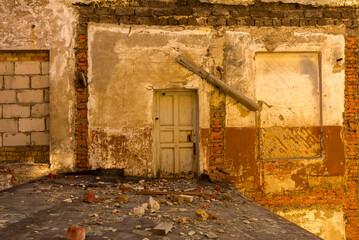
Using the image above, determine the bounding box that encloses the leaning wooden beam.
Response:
[176,56,260,111]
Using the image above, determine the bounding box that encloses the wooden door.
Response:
[155,91,197,178]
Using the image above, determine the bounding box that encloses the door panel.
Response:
[179,148,194,172]
[160,131,174,143]
[179,130,192,143]
[159,95,174,126]
[160,148,174,175]
[155,91,197,177]
[178,95,193,126]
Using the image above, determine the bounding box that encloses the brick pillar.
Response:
[75,32,89,169]
[209,93,229,180]
[344,37,359,239]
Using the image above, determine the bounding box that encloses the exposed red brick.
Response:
[83,192,95,203]
[66,226,86,240]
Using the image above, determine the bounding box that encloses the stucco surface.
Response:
[275,207,346,240]
[224,28,345,128]
[0,0,77,171]
[88,25,213,175]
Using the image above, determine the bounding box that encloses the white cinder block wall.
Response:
[0,52,50,158]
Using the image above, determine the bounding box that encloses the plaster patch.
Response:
[275,207,346,240]
[264,175,297,193]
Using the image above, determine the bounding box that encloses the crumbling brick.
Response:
[193,8,211,17]
[115,7,134,16]
[48,173,59,179]
[153,8,174,16]
[95,7,114,16]
[303,9,323,18]
[66,226,86,240]
[83,192,95,203]
[212,7,230,16]
[174,7,192,16]
[135,7,153,17]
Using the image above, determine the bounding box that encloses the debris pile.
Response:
[0,174,322,240]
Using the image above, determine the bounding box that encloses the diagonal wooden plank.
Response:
[176,56,260,111]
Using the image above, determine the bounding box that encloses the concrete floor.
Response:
[0,174,322,240]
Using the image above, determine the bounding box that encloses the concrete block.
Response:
[0,173,13,190]
[153,222,173,235]
[31,103,49,117]
[31,132,49,145]
[3,133,30,146]
[0,90,16,103]
[31,75,49,88]
[41,62,49,75]
[17,90,43,103]
[14,61,41,75]
[19,118,45,132]
[3,104,30,118]
[44,89,49,102]
[0,62,14,75]
[0,119,17,133]
[4,76,30,89]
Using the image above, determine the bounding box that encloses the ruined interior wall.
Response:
[229,29,346,240]
[75,1,358,239]
[0,0,77,172]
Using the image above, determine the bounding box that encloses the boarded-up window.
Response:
[255,52,322,160]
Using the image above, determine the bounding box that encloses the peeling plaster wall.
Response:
[219,27,345,193]
[0,0,77,172]
[87,24,345,187]
[0,0,354,237]
[87,24,214,176]
[85,24,347,237]
[275,207,346,240]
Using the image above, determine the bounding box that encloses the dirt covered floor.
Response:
[0,173,321,240]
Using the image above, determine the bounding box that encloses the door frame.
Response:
[153,89,199,178]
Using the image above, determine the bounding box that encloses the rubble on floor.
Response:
[0,174,322,240]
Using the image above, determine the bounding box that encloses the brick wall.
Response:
[209,99,228,180]
[0,51,49,164]
[74,1,359,238]
[75,34,89,169]
[343,37,359,239]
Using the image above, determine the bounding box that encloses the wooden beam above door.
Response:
[176,56,260,111]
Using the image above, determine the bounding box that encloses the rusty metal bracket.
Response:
[176,56,260,111]
[75,70,87,87]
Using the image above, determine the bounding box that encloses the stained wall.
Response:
[85,21,346,239]
[0,0,77,178]
[0,0,358,239]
